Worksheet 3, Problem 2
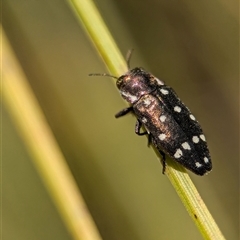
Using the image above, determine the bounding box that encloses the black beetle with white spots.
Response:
[90,52,212,176]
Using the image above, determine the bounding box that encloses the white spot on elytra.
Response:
[143,98,151,107]
[204,157,209,163]
[160,89,169,95]
[195,162,202,168]
[160,115,166,122]
[158,133,166,140]
[190,114,196,121]
[182,142,191,150]
[200,134,206,141]
[155,78,164,85]
[192,136,199,143]
[174,149,183,158]
[174,106,181,113]
[142,117,147,123]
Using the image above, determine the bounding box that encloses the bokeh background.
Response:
[2,0,239,239]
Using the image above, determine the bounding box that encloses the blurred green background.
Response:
[2,0,238,239]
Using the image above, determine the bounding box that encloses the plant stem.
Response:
[2,25,103,240]
[68,0,225,239]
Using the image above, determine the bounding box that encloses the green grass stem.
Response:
[68,0,225,239]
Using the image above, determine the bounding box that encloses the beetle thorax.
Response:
[116,68,156,104]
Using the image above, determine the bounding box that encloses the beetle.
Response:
[90,51,212,175]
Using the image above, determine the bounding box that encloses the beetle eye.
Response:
[116,77,123,88]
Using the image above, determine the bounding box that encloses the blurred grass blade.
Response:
[68,0,225,239]
[1,25,102,240]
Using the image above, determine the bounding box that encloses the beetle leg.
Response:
[135,119,153,147]
[159,150,166,174]
[147,134,152,147]
[135,119,148,136]
[115,107,133,118]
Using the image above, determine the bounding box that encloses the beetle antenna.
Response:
[89,73,118,79]
[126,49,134,70]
